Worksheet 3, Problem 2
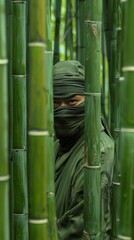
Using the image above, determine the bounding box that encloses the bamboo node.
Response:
[116,27,121,31]
[113,181,120,186]
[122,66,134,72]
[118,235,132,240]
[121,128,134,133]
[45,51,53,54]
[119,77,125,81]
[0,59,8,65]
[84,164,101,169]
[85,92,101,96]
[29,218,48,224]
[85,20,101,23]
[12,74,26,78]
[114,128,120,132]
[47,192,55,196]
[0,175,10,182]
[28,42,46,48]
[28,130,51,136]
[12,148,27,152]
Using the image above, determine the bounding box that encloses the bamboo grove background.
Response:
[0,0,134,239]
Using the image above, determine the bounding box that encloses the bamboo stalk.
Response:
[46,0,58,239]
[11,1,28,239]
[111,1,122,238]
[76,0,79,59]
[102,1,110,124]
[76,0,86,65]
[64,0,73,60]
[83,0,102,238]
[109,0,119,136]
[46,52,58,240]
[6,0,13,152]
[53,0,62,64]
[0,1,10,239]
[28,0,49,239]
[6,1,14,239]
[118,0,134,239]
[103,0,110,63]
[102,0,111,127]
[101,15,106,120]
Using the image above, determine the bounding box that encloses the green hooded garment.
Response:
[53,61,114,240]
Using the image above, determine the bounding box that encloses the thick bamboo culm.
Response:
[46,0,58,239]
[118,0,134,239]
[101,12,106,120]
[6,1,14,239]
[0,1,10,240]
[6,0,13,151]
[11,1,28,239]
[102,0,111,127]
[109,0,119,136]
[111,0,121,238]
[45,51,58,240]
[83,0,102,239]
[103,0,110,63]
[102,0,111,124]
[28,0,50,239]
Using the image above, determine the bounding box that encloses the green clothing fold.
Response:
[55,128,114,240]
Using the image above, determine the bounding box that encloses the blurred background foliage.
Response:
[51,0,76,60]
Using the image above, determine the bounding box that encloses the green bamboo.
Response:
[111,1,121,238]
[83,0,102,239]
[109,0,118,136]
[118,0,134,239]
[0,1,10,240]
[46,49,58,240]
[101,17,106,119]
[102,0,111,127]
[6,1,14,239]
[46,0,58,239]
[76,0,86,65]
[76,0,79,59]
[6,0,13,152]
[64,0,73,60]
[102,0,110,65]
[11,1,28,239]
[101,2,110,123]
[53,0,62,64]
[28,0,49,239]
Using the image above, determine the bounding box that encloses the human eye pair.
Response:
[54,97,78,107]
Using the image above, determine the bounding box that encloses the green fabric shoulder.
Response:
[54,129,114,240]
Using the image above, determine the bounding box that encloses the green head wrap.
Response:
[53,60,85,98]
[53,60,85,152]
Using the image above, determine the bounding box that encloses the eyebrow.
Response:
[54,97,76,100]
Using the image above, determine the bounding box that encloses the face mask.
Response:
[54,103,84,140]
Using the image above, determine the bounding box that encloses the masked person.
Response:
[53,60,114,240]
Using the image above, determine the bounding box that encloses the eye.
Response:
[67,98,78,106]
